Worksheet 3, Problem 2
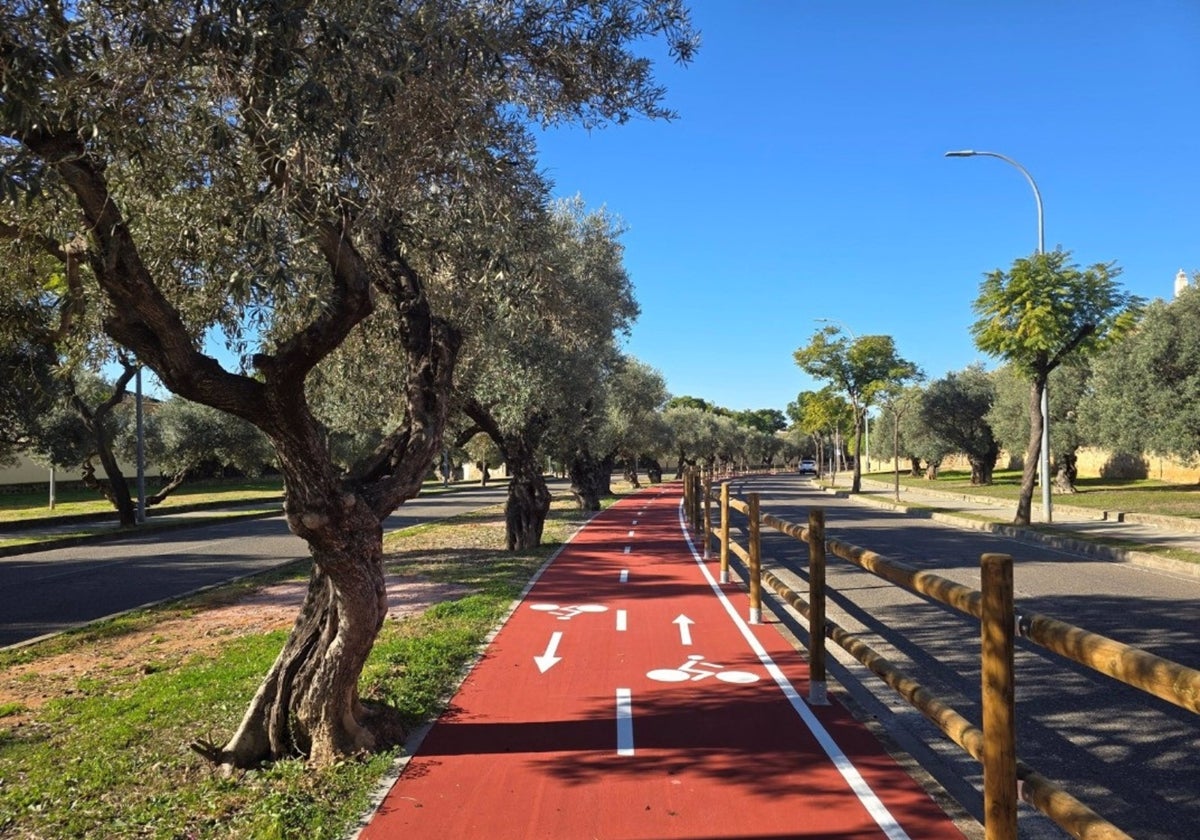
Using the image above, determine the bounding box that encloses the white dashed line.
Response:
[616,689,634,756]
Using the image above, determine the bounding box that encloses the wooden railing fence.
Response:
[680,468,1200,840]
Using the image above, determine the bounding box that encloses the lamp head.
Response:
[944,149,978,157]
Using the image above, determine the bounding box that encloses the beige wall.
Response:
[0,452,162,487]
[932,448,1198,483]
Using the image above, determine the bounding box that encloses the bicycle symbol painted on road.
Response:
[647,655,759,684]
[529,603,609,620]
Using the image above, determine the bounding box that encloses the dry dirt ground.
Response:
[0,573,470,728]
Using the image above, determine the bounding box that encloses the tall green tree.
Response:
[971,250,1141,523]
[794,327,920,492]
[459,199,638,548]
[1082,283,1200,468]
[0,0,695,769]
[988,362,1091,492]
[788,387,853,477]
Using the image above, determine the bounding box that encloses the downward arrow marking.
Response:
[535,631,564,673]
[674,614,695,646]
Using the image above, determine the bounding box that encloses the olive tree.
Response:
[1082,283,1200,469]
[919,365,1000,485]
[1,0,695,769]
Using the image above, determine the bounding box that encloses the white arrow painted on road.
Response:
[535,631,564,673]
[673,614,695,646]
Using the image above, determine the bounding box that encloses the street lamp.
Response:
[945,149,1052,522]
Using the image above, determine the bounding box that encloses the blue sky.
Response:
[534,1,1199,414]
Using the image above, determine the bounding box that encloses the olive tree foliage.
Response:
[0,0,695,769]
[604,356,669,488]
[137,397,275,495]
[971,250,1141,524]
[1082,283,1200,470]
[0,313,62,465]
[0,230,146,517]
[794,327,920,493]
[870,384,949,479]
[919,365,1000,485]
[462,431,502,486]
[988,362,1091,491]
[663,404,720,476]
[456,199,639,548]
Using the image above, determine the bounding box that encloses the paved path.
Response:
[359,484,967,840]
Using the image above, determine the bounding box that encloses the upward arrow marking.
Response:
[673,615,695,646]
[535,631,564,673]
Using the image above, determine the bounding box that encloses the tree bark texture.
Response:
[504,440,551,551]
[1054,449,1079,493]
[645,458,663,484]
[1015,379,1045,525]
[41,141,462,770]
[72,366,139,526]
[568,449,612,511]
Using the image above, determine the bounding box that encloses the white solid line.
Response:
[619,569,629,583]
[616,688,635,756]
[623,545,631,555]
[616,609,628,631]
[675,500,912,840]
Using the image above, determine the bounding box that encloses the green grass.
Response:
[0,475,500,526]
[0,477,286,524]
[0,493,602,839]
[863,469,1200,519]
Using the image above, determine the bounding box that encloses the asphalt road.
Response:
[0,485,513,648]
[740,473,1200,840]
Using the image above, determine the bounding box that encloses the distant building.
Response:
[1175,268,1190,297]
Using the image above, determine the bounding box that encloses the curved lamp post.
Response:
[945,149,1052,523]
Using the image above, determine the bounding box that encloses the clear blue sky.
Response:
[534,1,1199,414]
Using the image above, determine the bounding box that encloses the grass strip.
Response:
[0,490,619,839]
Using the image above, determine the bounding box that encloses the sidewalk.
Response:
[831,476,1200,580]
[354,484,970,840]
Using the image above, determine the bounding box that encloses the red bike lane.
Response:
[359,484,967,839]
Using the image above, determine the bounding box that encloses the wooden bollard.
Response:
[981,553,1017,840]
[808,508,828,705]
[702,478,713,559]
[719,482,731,584]
[748,492,762,624]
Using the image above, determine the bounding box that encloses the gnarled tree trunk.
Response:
[195,496,395,767]
[568,449,612,511]
[504,439,551,550]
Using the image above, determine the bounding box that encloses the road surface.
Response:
[0,486,512,648]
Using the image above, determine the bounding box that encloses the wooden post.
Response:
[702,477,713,559]
[719,482,731,584]
[683,467,693,529]
[981,553,1017,840]
[748,492,762,624]
[808,509,829,705]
